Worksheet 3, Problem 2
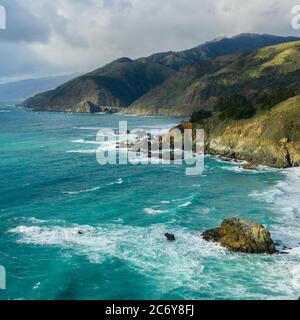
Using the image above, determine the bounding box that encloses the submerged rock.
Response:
[165,233,176,241]
[202,217,276,254]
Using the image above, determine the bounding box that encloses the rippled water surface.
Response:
[1,103,300,300]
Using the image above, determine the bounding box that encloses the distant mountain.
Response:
[24,34,300,113]
[24,58,174,112]
[137,33,300,70]
[0,74,79,101]
[129,40,300,115]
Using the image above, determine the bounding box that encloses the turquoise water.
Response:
[1,103,300,300]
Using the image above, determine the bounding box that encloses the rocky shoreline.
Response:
[160,96,300,169]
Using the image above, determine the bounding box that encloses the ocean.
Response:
[0,103,300,300]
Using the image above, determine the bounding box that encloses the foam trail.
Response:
[66,149,97,154]
[63,186,101,195]
[144,208,167,215]
[178,201,192,208]
[107,178,123,186]
[71,139,102,145]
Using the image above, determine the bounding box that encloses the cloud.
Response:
[0,0,299,82]
[0,0,51,43]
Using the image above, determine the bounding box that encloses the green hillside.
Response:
[24,34,299,113]
[137,33,299,70]
[24,58,174,112]
[129,41,300,116]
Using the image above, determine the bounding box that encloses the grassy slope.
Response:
[138,33,300,70]
[129,41,300,116]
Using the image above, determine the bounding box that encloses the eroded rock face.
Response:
[194,96,300,168]
[202,217,276,254]
[242,163,258,170]
[73,100,101,113]
[72,100,121,114]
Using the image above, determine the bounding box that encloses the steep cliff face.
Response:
[193,96,300,167]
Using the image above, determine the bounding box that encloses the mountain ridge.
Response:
[23,33,300,114]
[128,40,300,116]
[0,74,79,101]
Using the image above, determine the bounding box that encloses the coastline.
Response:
[12,103,299,170]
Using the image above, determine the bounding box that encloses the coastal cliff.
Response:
[171,96,300,168]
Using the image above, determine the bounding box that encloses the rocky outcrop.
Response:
[202,217,276,254]
[72,101,101,113]
[129,94,300,169]
[72,100,121,114]
[242,163,258,170]
[165,233,176,241]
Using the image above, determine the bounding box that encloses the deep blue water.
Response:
[1,103,300,300]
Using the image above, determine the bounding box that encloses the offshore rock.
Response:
[202,217,276,254]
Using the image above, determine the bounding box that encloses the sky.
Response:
[0,0,300,83]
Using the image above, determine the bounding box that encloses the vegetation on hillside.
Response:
[24,59,174,111]
[190,87,296,123]
[24,34,300,113]
[259,87,296,111]
[190,110,212,122]
[214,95,256,120]
[130,40,300,116]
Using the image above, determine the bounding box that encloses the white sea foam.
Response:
[8,223,226,284]
[202,207,215,214]
[250,168,300,220]
[172,196,193,202]
[27,217,48,224]
[66,149,97,154]
[207,155,245,164]
[221,165,271,174]
[63,186,101,195]
[178,201,192,208]
[143,208,167,215]
[107,178,123,186]
[10,221,300,299]
[250,167,300,295]
[73,126,111,130]
[71,139,102,145]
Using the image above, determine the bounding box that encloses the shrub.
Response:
[190,110,212,123]
[259,87,296,110]
[214,95,256,120]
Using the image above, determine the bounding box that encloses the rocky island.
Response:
[202,217,276,254]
